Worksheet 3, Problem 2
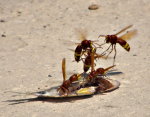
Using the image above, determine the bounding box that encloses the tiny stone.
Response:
[88,4,99,10]
[1,34,6,37]
[43,25,47,28]
[17,11,22,14]
[17,11,22,16]
[133,54,137,56]
[115,16,118,19]
[0,19,5,22]
[48,74,52,77]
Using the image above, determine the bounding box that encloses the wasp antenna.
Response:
[62,58,66,82]
[75,43,81,45]
[98,35,106,38]
[68,48,75,53]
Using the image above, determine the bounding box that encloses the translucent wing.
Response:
[104,65,116,73]
[62,58,66,82]
[68,48,74,52]
[105,65,116,72]
[95,53,109,59]
[76,29,88,41]
[98,25,133,39]
[119,29,137,41]
[115,25,133,35]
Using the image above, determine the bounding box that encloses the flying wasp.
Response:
[98,25,137,64]
[74,31,102,62]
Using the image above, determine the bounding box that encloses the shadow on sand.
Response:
[4,95,94,105]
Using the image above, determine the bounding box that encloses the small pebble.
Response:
[48,74,52,77]
[88,4,99,10]
[17,11,22,16]
[115,16,118,19]
[1,34,6,37]
[43,25,47,28]
[0,19,5,22]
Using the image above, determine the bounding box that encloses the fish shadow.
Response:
[4,95,93,105]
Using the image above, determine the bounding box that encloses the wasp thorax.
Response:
[96,68,105,75]
[63,80,71,88]
[81,40,92,49]
[106,35,118,44]
[90,71,97,77]
[69,74,78,82]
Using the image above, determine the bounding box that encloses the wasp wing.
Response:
[62,58,66,82]
[115,25,133,35]
[119,29,137,41]
[75,29,88,41]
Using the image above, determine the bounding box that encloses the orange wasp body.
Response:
[57,58,81,95]
[84,51,116,92]
[99,25,137,64]
[74,31,102,62]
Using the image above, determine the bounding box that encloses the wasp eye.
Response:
[105,36,110,43]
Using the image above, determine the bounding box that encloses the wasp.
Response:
[87,65,116,81]
[83,47,107,72]
[83,48,96,72]
[83,52,116,92]
[98,25,137,64]
[74,31,102,62]
[86,65,116,92]
[57,58,82,96]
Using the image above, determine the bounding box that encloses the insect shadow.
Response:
[107,70,123,76]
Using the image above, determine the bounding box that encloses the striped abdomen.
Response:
[74,45,83,62]
[84,56,91,72]
[117,38,130,51]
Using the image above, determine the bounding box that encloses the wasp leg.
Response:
[106,44,114,59]
[113,45,117,65]
[93,43,103,49]
[95,84,106,93]
[58,86,69,96]
[62,87,70,96]
[101,44,112,56]
[80,57,85,63]
[98,42,106,47]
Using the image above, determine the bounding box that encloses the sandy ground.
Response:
[0,0,150,117]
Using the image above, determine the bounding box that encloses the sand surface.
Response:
[0,0,150,117]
